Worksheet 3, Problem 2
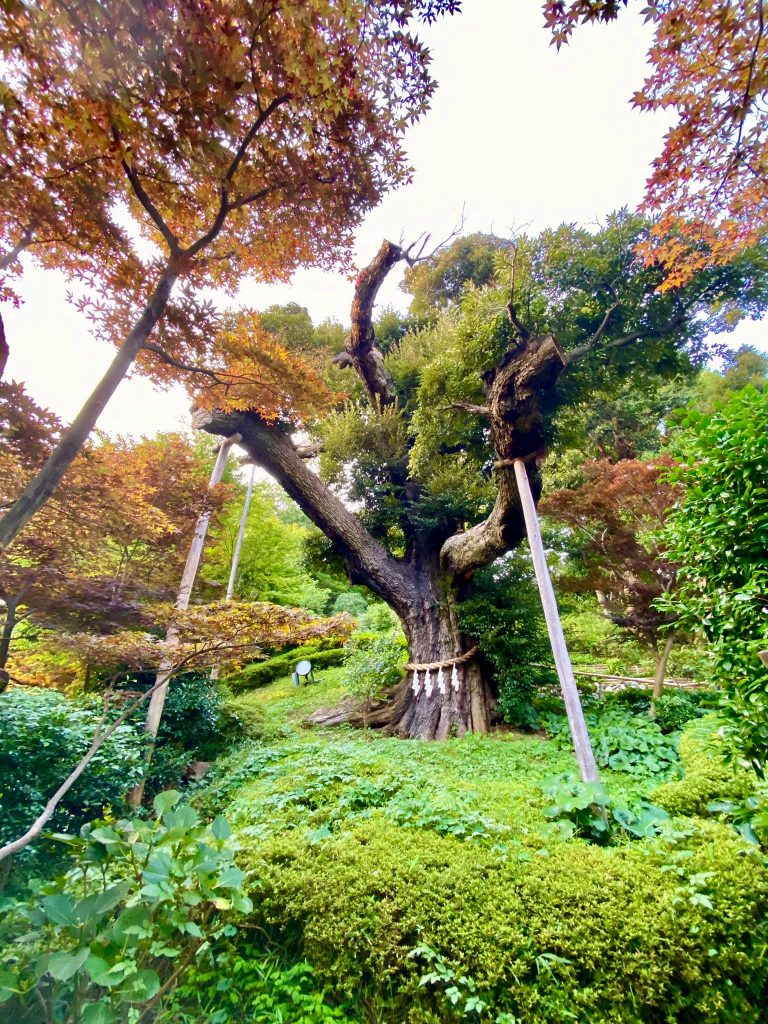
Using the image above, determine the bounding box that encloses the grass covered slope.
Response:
[202,669,768,1024]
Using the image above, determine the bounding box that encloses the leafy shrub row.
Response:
[224,642,346,693]
[240,817,768,1023]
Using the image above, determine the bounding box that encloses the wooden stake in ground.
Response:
[513,459,599,783]
[128,434,240,805]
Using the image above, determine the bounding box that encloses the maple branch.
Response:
[225,181,284,212]
[117,142,182,255]
[223,94,291,187]
[0,227,34,272]
[141,342,231,386]
[718,1,765,196]
[185,95,291,259]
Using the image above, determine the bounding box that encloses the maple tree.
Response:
[0,0,459,550]
[543,0,768,286]
[540,457,682,697]
[198,213,768,739]
[0,384,228,689]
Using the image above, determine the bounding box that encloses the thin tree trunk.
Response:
[128,435,237,805]
[0,310,8,380]
[0,600,17,673]
[513,459,599,783]
[0,600,17,692]
[0,270,177,551]
[652,633,675,701]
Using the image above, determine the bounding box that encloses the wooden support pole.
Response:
[513,459,599,783]
[128,434,240,805]
[226,463,255,601]
[209,462,256,683]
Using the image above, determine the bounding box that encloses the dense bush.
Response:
[659,388,768,776]
[653,689,709,734]
[357,602,400,633]
[330,591,369,618]
[457,554,556,730]
[0,793,249,1023]
[241,817,768,1023]
[0,690,144,857]
[341,630,407,722]
[224,642,346,693]
[546,704,679,776]
[653,718,755,817]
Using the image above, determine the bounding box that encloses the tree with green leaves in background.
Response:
[198,211,768,739]
[659,387,768,777]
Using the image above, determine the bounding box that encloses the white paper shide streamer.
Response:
[424,668,433,697]
[436,665,446,695]
[411,669,421,695]
[451,662,460,692]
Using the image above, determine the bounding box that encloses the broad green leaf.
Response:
[47,947,90,981]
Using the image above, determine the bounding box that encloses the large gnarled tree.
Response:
[199,213,768,739]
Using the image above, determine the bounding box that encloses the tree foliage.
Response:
[659,387,768,775]
[0,0,459,550]
[541,457,682,662]
[544,0,768,285]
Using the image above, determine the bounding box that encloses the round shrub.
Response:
[330,592,369,618]
[652,689,708,734]
[0,689,143,855]
[653,718,755,817]
[241,818,768,1023]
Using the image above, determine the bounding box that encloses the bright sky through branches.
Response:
[5,0,767,437]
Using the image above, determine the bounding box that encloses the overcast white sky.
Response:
[5,0,768,438]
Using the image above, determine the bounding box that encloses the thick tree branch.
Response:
[441,333,564,577]
[195,407,420,617]
[0,227,34,272]
[334,239,405,405]
[441,467,526,576]
[563,310,687,365]
[448,401,490,416]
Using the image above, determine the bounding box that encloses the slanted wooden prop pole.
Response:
[128,433,240,805]
[226,462,256,601]
[513,459,599,783]
[209,462,256,682]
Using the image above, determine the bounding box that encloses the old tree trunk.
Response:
[198,243,570,739]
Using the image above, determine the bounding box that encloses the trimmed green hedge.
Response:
[241,819,768,1023]
[653,718,755,817]
[224,642,346,693]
